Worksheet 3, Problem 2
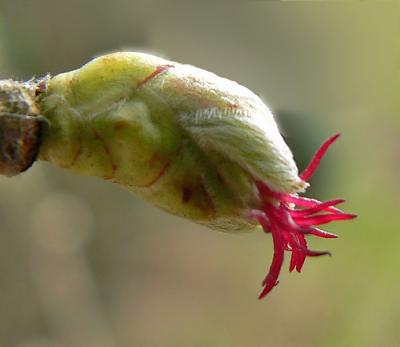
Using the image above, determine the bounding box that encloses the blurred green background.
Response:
[0,1,399,347]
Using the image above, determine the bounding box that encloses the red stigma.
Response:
[250,134,356,299]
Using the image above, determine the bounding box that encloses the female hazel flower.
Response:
[0,52,356,299]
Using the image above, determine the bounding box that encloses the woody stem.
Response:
[0,78,47,176]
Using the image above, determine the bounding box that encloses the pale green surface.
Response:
[40,52,303,232]
[0,2,398,347]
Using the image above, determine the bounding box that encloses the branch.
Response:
[0,78,47,176]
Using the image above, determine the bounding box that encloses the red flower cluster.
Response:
[250,134,356,299]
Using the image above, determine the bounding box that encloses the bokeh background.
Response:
[0,1,398,347]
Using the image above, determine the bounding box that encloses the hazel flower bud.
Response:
[0,52,356,298]
[37,52,307,230]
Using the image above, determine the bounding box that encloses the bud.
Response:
[0,52,356,298]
